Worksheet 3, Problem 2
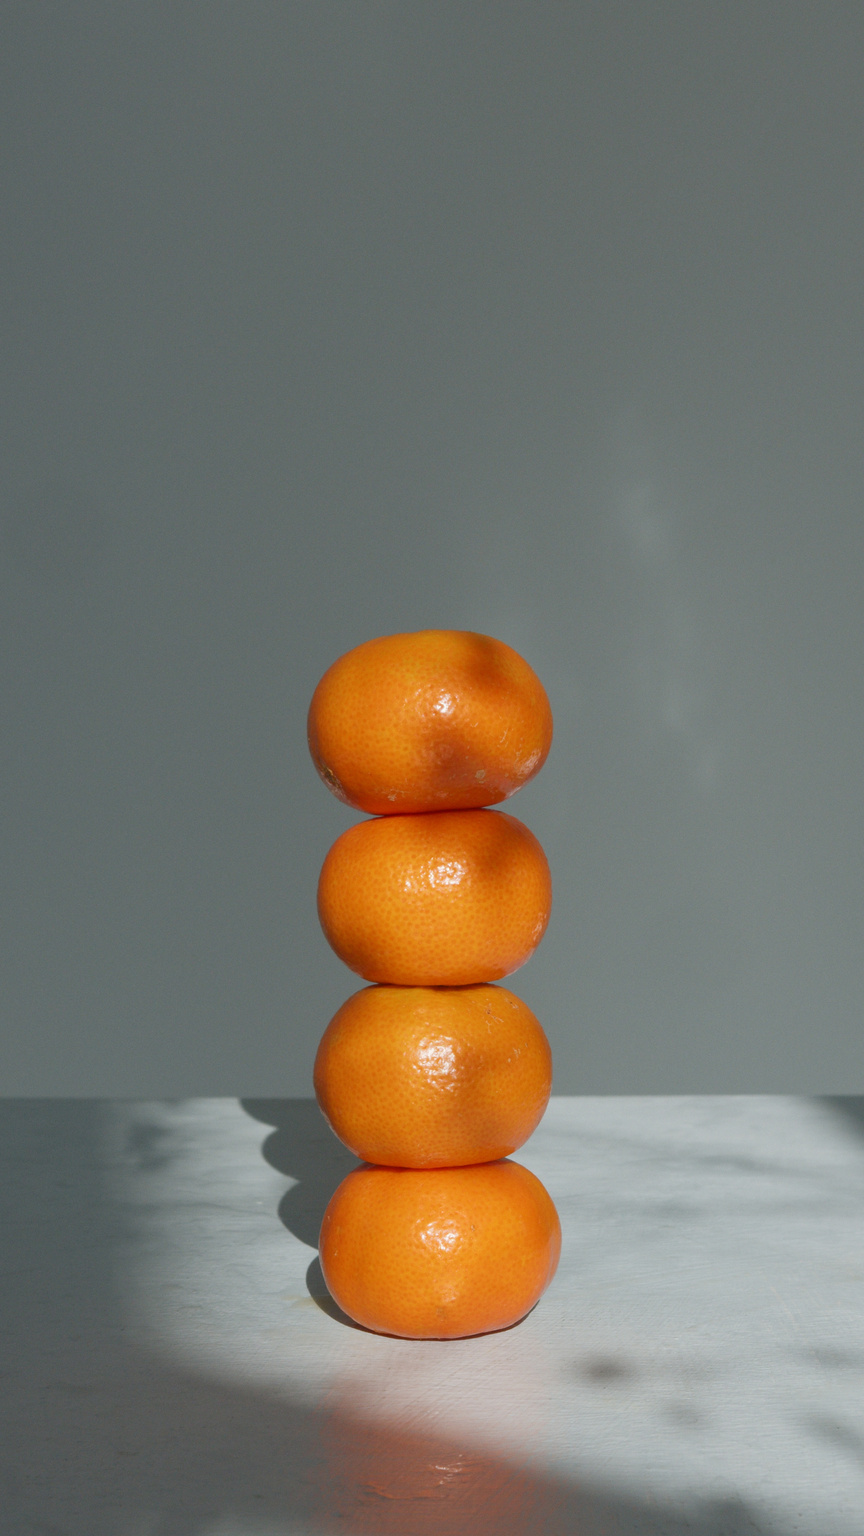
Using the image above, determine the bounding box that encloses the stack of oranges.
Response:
[308,630,561,1339]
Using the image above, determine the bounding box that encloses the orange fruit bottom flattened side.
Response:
[314,983,552,1169]
[319,1160,562,1340]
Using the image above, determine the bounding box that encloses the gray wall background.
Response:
[2,1,862,1095]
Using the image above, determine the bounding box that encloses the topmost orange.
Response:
[308,630,553,815]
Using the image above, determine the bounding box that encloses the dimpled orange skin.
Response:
[314,983,552,1169]
[317,808,552,986]
[319,1160,561,1339]
[307,630,553,815]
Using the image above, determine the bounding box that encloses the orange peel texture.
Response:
[314,982,552,1168]
[319,1160,562,1339]
[316,808,552,985]
[308,629,552,815]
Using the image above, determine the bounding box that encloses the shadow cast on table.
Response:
[241,1096,365,1326]
[0,1100,828,1536]
[241,1096,360,1248]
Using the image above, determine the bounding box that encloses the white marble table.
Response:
[3,1096,864,1535]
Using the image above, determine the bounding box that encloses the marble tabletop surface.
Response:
[3,1094,864,1535]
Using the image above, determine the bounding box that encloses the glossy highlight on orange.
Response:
[314,983,552,1168]
[317,808,551,986]
[319,1161,561,1339]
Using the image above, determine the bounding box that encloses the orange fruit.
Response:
[308,630,553,815]
[319,1160,561,1338]
[314,983,552,1168]
[317,808,552,985]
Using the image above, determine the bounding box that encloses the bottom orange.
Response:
[319,1160,561,1339]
